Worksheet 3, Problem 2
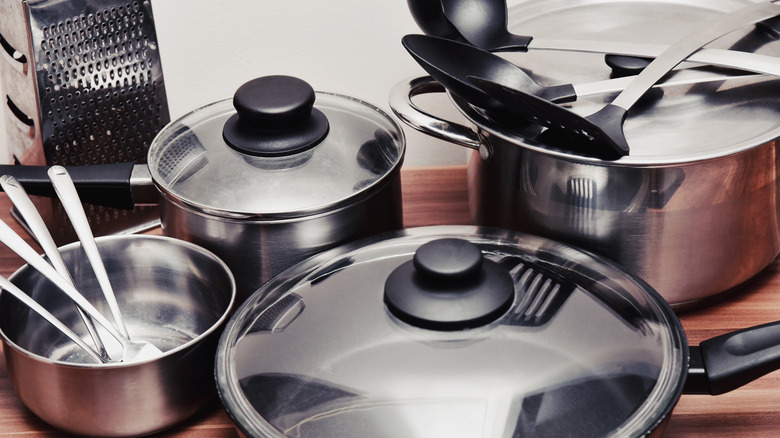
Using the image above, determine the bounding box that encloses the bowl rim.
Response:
[0,234,236,368]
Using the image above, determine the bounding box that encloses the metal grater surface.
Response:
[30,0,169,165]
[0,0,169,244]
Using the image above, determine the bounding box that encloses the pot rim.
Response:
[0,234,236,368]
[452,93,780,168]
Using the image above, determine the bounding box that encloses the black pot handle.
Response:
[684,320,780,395]
[0,162,145,210]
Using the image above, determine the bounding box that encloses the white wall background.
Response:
[0,0,485,167]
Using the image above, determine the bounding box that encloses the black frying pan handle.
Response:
[684,320,780,395]
[0,162,138,210]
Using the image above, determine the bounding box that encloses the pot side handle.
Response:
[684,320,780,395]
[0,162,146,210]
[389,76,485,152]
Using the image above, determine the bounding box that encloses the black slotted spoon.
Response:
[469,0,780,159]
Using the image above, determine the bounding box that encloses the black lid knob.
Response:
[413,238,483,281]
[222,75,330,157]
[384,238,514,331]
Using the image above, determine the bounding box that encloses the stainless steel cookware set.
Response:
[3,0,780,436]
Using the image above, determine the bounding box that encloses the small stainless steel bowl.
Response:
[0,235,235,437]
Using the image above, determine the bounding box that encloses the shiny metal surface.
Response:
[0,174,110,361]
[49,167,128,338]
[394,74,780,307]
[391,0,780,308]
[216,225,686,438]
[0,274,104,362]
[608,1,780,111]
[0,235,236,437]
[159,170,403,302]
[0,0,168,243]
[49,166,164,362]
[0,0,169,164]
[465,130,779,307]
[148,93,405,218]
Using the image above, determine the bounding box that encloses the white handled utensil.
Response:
[48,166,128,337]
[0,175,110,361]
[0,274,105,363]
[48,165,163,362]
[0,217,123,342]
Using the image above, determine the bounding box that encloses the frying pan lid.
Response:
[216,226,686,437]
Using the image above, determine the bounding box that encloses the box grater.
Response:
[0,0,169,243]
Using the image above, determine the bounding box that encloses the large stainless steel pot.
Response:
[390,0,780,309]
[215,225,780,437]
[0,75,406,303]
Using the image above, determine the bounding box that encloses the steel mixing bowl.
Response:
[0,235,235,437]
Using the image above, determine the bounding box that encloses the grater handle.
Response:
[0,162,141,210]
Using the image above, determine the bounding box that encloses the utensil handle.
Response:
[611,1,780,110]
[0,175,110,360]
[49,166,130,339]
[0,275,104,363]
[0,162,138,210]
[0,218,122,341]
[0,176,73,281]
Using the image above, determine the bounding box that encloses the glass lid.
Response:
[216,226,687,438]
[147,76,405,218]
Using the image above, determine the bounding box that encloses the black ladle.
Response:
[440,0,529,52]
[405,0,468,43]
[469,1,780,159]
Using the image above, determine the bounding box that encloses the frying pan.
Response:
[215,225,780,437]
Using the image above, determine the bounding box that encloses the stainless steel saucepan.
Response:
[0,75,406,303]
[0,234,236,436]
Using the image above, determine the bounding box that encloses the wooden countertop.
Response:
[1,165,780,437]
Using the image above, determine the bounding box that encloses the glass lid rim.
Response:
[146,92,406,217]
[214,225,687,437]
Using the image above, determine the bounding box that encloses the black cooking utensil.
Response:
[402,34,754,113]
[405,0,468,43]
[504,259,575,327]
[468,76,627,159]
[605,15,780,76]
[469,1,780,159]
[440,0,534,52]
[402,34,576,112]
